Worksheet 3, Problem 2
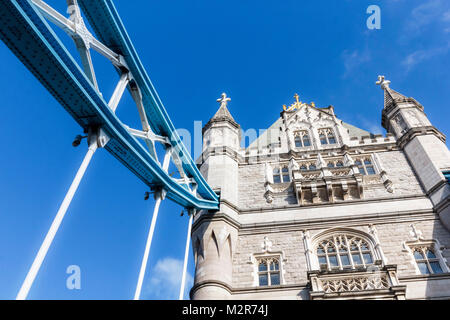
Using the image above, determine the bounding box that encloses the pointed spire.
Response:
[211,93,236,123]
[203,92,239,132]
[375,75,411,110]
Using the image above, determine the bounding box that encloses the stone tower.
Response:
[377,76,450,231]
[191,93,240,299]
[191,80,450,300]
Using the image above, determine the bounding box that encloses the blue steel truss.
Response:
[0,0,219,211]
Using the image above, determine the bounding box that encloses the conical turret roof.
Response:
[203,93,239,133]
[376,75,423,112]
[210,103,237,124]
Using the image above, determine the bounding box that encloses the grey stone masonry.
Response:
[191,81,450,300]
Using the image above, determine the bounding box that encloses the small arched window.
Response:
[327,130,336,144]
[258,257,281,286]
[327,162,335,168]
[273,166,290,183]
[273,168,281,183]
[309,164,317,171]
[316,234,374,271]
[303,134,311,147]
[294,130,311,148]
[282,167,290,182]
[413,247,444,275]
[318,128,336,145]
[294,135,302,148]
[300,164,308,171]
[336,161,344,167]
[319,132,327,145]
[355,158,376,175]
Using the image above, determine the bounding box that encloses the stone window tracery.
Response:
[355,158,376,175]
[318,128,336,145]
[257,257,281,286]
[294,130,311,148]
[273,166,290,183]
[316,234,374,271]
[326,160,344,168]
[299,163,318,171]
[412,246,444,275]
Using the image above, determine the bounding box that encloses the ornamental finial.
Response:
[217,92,231,108]
[376,75,391,90]
[283,93,305,111]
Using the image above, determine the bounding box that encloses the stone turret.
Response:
[191,93,240,299]
[200,93,240,205]
[377,76,450,230]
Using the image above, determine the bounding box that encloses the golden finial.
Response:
[310,102,316,107]
[283,93,306,112]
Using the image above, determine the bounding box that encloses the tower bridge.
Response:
[0,0,217,300]
[2,0,450,301]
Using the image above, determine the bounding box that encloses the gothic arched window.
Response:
[258,257,281,286]
[282,167,290,182]
[294,135,302,148]
[319,132,327,145]
[273,168,281,183]
[413,247,444,275]
[273,166,290,183]
[316,234,374,271]
[355,158,376,175]
[318,128,336,145]
[294,130,311,148]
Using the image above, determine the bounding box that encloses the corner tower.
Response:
[200,93,240,205]
[191,93,240,299]
[377,76,450,230]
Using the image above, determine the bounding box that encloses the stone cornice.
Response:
[397,126,446,149]
[192,211,241,234]
[238,194,429,214]
[427,179,448,198]
[239,144,399,165]
[199,146,243,164]
[398,273,450,282]
[190,279,309,299]
[202,117,240,134]
[192,196,436,234]
[189,280,232,299]
[434,194,450,213]
[198,142,400,166]
[237,209,437,235]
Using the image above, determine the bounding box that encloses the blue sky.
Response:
[0,0,449,299]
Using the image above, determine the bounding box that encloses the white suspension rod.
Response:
[133,190,165,300]
[179,211,193,300]
[16,141,98,300]
[108,72,129,112]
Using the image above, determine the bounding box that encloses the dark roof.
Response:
[203,104,239,133]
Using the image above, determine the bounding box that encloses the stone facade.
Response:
[190,78,450,300]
